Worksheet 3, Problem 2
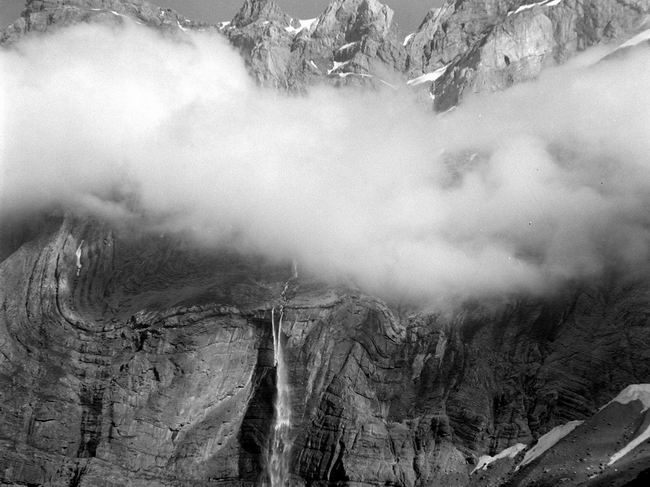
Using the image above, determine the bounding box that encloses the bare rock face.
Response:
[223,0,407,90]
[1,0,407,90]
[0,0,201,44]
[0,216,282,486]
[431,0,650,110]
[1,213,650,486]
[405,0,516,76]
[231,0,292,28]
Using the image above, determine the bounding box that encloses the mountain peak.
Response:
[314,0,396,41]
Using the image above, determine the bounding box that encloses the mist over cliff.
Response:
[2,19,650,303]
[2,2,650,487]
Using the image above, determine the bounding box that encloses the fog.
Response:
[2,21,650,302]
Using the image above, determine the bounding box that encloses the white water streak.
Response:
[75,240,84,276]
[269,306,292,486]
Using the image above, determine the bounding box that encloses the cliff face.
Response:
[1,216,649,487]
[222,0,407,90]
[220,0,650,103]
[431,0,650,110]
[0,0,203,44]
[2,1,650,486]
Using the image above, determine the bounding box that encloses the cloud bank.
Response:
[2,21,650,302]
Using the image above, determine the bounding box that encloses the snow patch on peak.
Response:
[517,420,583,470]
[88,8,123,17]
[337,41,359,51]
[471,443,527,474]
[619,29,650,49]
[337,72,371,79]
[327,60,351,75]
[285,17,318,35]
[508,0,564,17]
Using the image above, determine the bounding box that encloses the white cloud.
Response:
[2,21,650,304]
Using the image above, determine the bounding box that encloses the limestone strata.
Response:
[1,215,650,486]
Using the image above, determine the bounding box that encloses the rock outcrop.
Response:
[222,0,407,90]
[0,0,202,45]
[430,0,650,110]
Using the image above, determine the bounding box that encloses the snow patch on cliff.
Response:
[508,0,564,16]
[327,60,350,75]
[620,29,650,49]
[517,420,584,470]
[285,18,318,35]
[603,384,650,412]
[407,64,448,86]
[337,41,358,51]
[608,420,650,465]
[472,443,527,473]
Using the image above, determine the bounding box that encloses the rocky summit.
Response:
[2,1,650,486]
[4,0,650,99]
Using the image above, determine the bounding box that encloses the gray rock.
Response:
[1,214,649,486]
[0,0,204,45]
[223,0,407,90]
[433,0,650,110]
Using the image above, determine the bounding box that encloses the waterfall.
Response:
[268,260,298,486]
[269,306,291,486]
[291,258,298,279]
[75,240,84,276]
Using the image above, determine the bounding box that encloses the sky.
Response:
[0,0,444,32]
[2,21,650,305]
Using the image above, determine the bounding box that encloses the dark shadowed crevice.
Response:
[76,384,104,458]
[237,318,276,483]
[622,467,650,486]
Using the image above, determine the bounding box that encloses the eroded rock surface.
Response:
[0,0,203,44]
[431,0,650,110]
[1,213,649,486]
[222,0,407,90]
